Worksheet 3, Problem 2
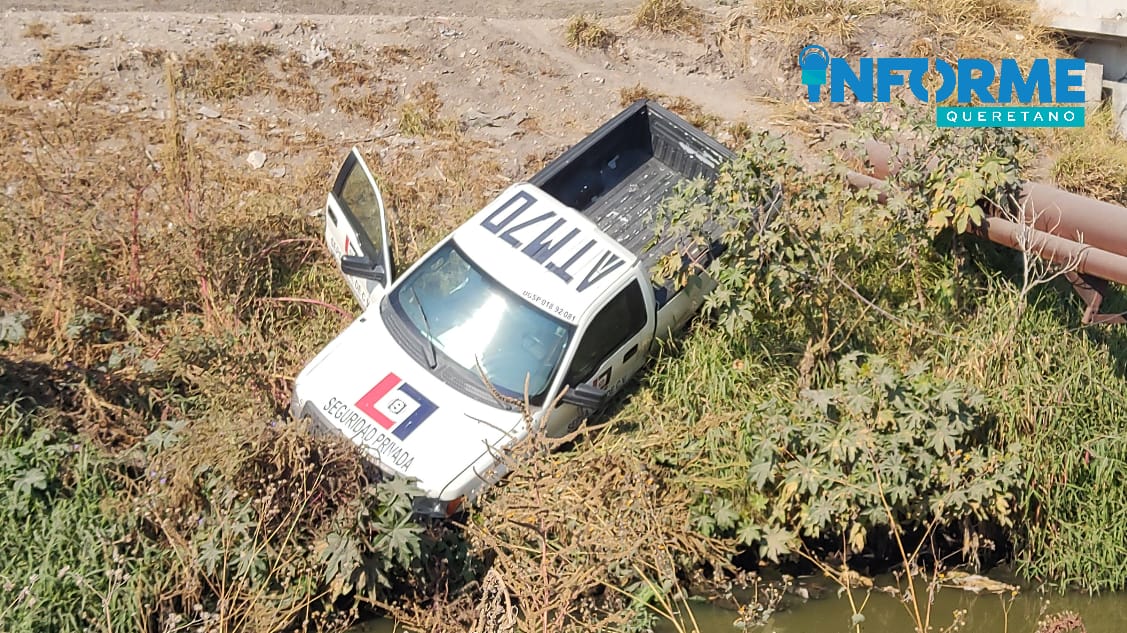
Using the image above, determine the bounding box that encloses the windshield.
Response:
[388,242,573,404]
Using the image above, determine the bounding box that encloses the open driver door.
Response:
[324,148,395,308]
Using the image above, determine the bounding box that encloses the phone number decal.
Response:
[521,290,577,322]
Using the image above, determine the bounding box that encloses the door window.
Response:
[565,281,647,385]
[333,153,388,262]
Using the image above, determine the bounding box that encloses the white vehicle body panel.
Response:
[293,312,525,502]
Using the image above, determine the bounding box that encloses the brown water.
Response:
[659,583,1127,633]
[356,580,1127,633]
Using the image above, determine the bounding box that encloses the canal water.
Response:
[658,582,1127,633]
[357,575,1127,632]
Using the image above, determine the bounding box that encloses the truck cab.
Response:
[291,100,734,516]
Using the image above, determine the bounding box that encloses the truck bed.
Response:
[528,100,735,272]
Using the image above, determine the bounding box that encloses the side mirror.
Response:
[341,255,386,284]
[560,383,607,409]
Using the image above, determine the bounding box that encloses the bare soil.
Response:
[5,0,639,18]
[0,4,782,198]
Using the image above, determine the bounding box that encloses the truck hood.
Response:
[295,312,526,499]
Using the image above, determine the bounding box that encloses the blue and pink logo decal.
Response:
[355,373,437,440]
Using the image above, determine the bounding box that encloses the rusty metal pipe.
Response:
[844,171,889,203]
[974,216,1127,287]
[1018,182,1127,256]
[844,167,1127,286]
[858,141,1127,257]
[860,140,897,180]
[845,149,1127,323]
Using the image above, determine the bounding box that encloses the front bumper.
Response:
[291,395,463,519]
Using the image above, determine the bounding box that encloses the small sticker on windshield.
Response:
[355,373,438,440]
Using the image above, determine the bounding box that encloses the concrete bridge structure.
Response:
[1038,0,1127,136]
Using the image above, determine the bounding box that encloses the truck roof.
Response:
[452,182,638,325]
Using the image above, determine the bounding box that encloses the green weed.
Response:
[640,122,1127,592]
[0,403,160,632]
[1051,106,1127,206]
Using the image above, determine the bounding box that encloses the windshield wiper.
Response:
[409,286,438,370]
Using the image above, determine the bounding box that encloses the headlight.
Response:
[289,392,303,421]
[297,401,337,437]
[411,495,464,519]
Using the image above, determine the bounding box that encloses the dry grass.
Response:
[668,96,721,131]
[520,147,567,177]
[392,425,732,633]
[730,0,884,47]
[727,120,755,146]
[326,53,377,89]
[564,14,617,49]
[0,51,503,418]
[22,21,52,39]
[1,48,85,100]
[723,0,1060,63]
[905,0,1030,27]
[325,49,399,118]
[336,88,396,121]
[378,44,424,64]
[905,0,1066,64]
[619,83,663,104]
[944,19,1064,66]
[1050,107,1127,206]
[755,0,883,21]
[374,142,504,262]
[139,47,166,68]
[619,84,721,132]
[718,0,1067,141]
[634,0,704,35]
[0,89,392,617]
[275,51,323,112]
[177,41,279,101]
[753,94,854,137]
[67,14,93,25]
[398,81,458,139]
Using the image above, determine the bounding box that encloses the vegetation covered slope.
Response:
[0,60,487,631]
[389,122,1127,633]
[3,1,1127,630]
[642,124,1127,592]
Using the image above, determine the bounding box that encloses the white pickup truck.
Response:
[290,100,736,517]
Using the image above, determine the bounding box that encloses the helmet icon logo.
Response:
[799,44,830,102]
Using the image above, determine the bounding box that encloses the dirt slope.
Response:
[5,0,639,18]
[0,7,774,193]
